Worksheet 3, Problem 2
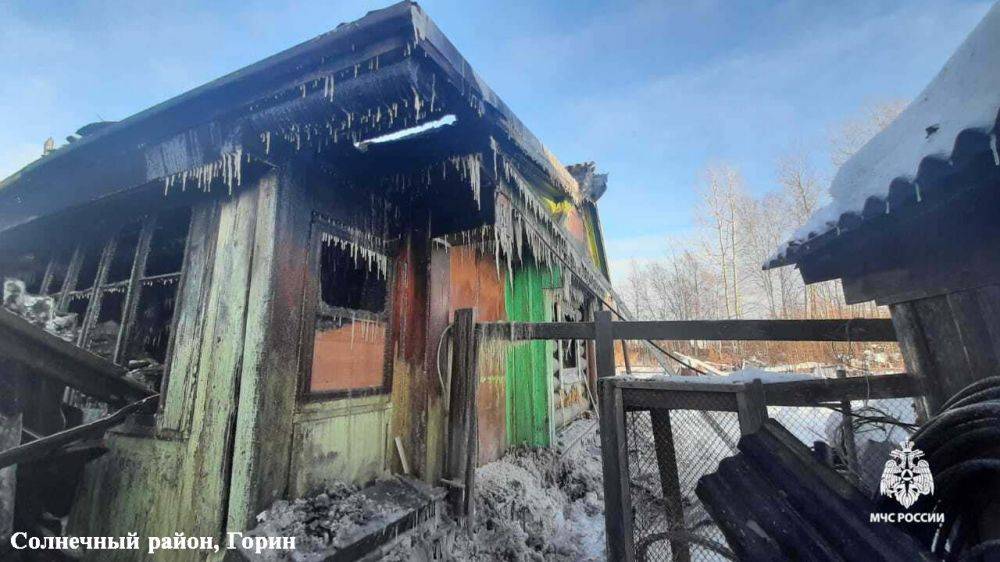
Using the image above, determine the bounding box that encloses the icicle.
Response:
[991,132,999,166]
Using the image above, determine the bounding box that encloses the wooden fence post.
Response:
[599,377,635,561]
[650,409,691,562]
[595,310,615,380]
[736,379,767,436]
[836,369,859,481]
[446,308,479,521]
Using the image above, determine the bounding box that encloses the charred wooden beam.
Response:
[445,308,479,520]
[616,373,922,409]
[479,318,897,343]
[0,310,152,405]
[0,394,157,470]
[696,421,936,561]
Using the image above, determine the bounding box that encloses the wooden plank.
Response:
[598,378,635,562]
[612,318,896,342]
[0,309,151,404]
[445,308,476,516]
[228,169,309,530]
[0,394,157,469]
[836,369,859,480]
[890,302,943,414]
[650,409,690,562]
[463,322,481,523]
[617,373,921,407]
[763,373,923,406]
[157,202,219,431]
[184,184,259,537]
[913,295,976,403]
[613,377,750,393]
[621,388,739,412]
[594,311,615,379]
[736,379,767,436]
[481,318,895,342]
[423,241,451,482]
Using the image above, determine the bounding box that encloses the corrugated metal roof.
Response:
[769,3,1000,270]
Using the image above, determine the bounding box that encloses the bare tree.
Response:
[697,163,745,319]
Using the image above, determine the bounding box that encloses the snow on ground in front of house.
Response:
[782,2,1000,253]
[243,481,409,561]
[384,416,607,561]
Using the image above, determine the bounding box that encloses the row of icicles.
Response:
[162,148,244,196]
[320,230,389,280]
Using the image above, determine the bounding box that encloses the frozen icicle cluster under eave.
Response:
[320,230,389,279]
[769,2,1000,267]
[161,148,245,196]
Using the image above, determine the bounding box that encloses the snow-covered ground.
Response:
[384,417,607,561]
[244,369,916,561]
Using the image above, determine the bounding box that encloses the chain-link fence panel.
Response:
[614,377,921,562]
[625,405,740,562]
[767,396,918,495]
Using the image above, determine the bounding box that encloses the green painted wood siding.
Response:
[504,265,555,447]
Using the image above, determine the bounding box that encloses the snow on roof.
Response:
[772,2,1000,265]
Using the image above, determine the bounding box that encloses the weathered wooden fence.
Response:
[458,309,918,561]
[581,311,922,562]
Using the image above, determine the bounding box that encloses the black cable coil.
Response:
[874,377,1000,561]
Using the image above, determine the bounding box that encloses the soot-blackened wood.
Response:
[739,425,934,561]
[463,324,481,523]
[650,409,690,562]
[482,318,895,343]
[836,369,859,480]
[0,310,151,405]
[702,456,842,561]
[612,318,896,342]
[594,311,615,380]
[736,379,767,436]
[445,308,477,518]
[698,421,936,561]
[0,395,157,470]
[598,378,635,561]
[759,372,922,406]
[696,471,786,560]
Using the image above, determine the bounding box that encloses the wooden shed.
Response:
[0,2,612,555]
[767,3,1000,415]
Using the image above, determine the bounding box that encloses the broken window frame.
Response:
[298,213,394,401]
[35,208,193,410]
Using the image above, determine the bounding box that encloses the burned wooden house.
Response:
[0,1,612,553]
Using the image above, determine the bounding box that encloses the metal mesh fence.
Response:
[625,406,740,562]
[622,391,919,562]
[767,397,918,495]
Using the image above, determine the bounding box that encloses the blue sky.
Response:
[0,0,991,282]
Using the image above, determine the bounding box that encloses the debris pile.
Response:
[386,418,606,561]
[124,359,165,393]
[247,481,400,560]
[2,278,79,342]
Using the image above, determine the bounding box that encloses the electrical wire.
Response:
[500,201,707,375]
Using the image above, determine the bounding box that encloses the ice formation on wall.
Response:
[320,230,389,280]
[162,147,244,196]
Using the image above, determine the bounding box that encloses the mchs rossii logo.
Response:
[879,441,933,508]
[870,440,942,524]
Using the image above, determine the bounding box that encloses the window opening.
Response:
[307,227,390,395]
